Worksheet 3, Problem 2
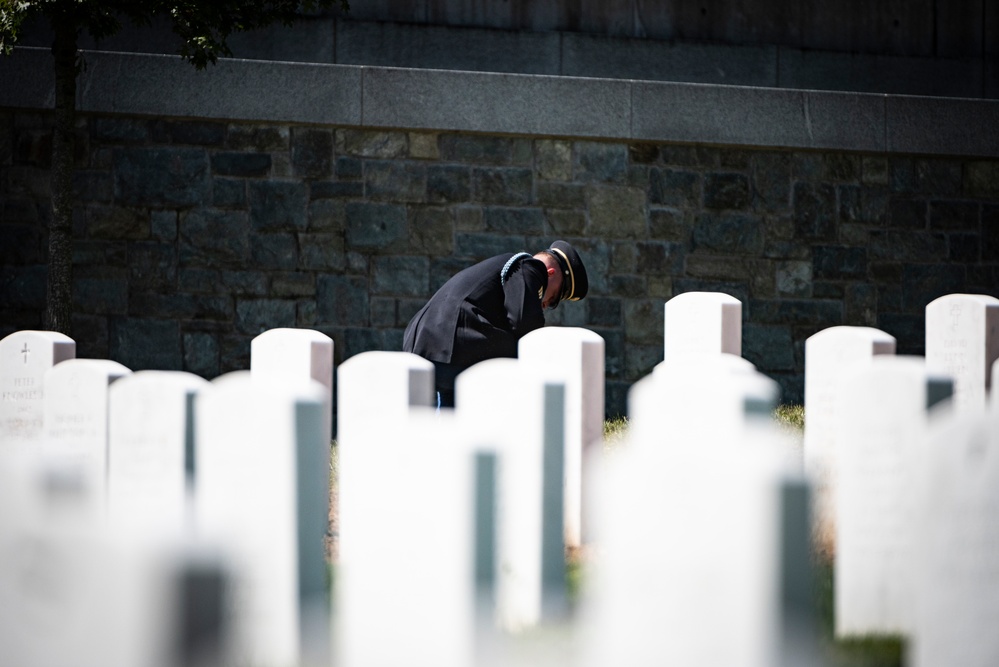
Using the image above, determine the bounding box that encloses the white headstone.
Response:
[107,371,209,535]
[42,358,131,511]
[631,354,780,458]
[195,371,330,667]
[251,327,334,439]
[925,293,999,413]
[457,358,567,632]
[803,326,896,556]
[663,291,742,360]
[913,406,999,667]
[518,326,605,548]
[581,421,790,667]
[0,330,75,453]
[834,356,952,637]
[335,410,476,667]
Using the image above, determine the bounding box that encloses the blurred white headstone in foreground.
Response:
[581,421,792,667]
[925,293,999,413]
[835,356,952,637]
[804,326,896,556]
[107,371,209,535]
[335,410,476,667]
[42,358,131,513]
[913,405,999,667]
[0,330,75,452]
[196,371,330,667]
[519,326,604,547]
[663,291,741,360]
[457,358,567,632]
[251,327,334,438]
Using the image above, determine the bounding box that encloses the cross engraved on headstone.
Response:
[949,304,962,332]
[21,343,29,364]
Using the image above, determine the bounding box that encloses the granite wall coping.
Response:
[3,45,999,158]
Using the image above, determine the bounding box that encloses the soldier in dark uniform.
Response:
[403,240,589,408]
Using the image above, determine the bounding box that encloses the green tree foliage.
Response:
[0,0,349,334]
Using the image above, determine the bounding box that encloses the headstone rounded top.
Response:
[112,369,209,391]
[339,350,433,373]
[0,330,75,346]
[46,358,131,379]
[251,327,333,344]
[926,293,999,310]
[667,291,741,306]
[806,325,897,345]
[519,326,605,345]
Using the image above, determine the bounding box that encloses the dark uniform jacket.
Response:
[403,253,548,394]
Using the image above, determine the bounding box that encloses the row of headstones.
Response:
[2,290,997,666]
[637,290,999,667]
[0,328,336,667]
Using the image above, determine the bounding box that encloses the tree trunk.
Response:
[46,17,77,335]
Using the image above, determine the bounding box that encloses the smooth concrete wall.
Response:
[15,16,999,100]
[3,47,999,158]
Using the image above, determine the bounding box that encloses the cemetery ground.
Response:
[324,406,904,667]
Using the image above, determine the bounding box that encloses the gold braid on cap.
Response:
[550,247,576,301]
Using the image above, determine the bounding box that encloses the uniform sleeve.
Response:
[503,257,547,336]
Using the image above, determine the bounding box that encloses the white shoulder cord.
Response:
[499,252,532,286]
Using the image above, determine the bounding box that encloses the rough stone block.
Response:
[336,156,363,180]
[929,201,979,231]
[227,125,289,152]
[336,129,407,158]
[183,331,219,378]
[369,296,395,327]
[251,232,298,270]
[636,240,683,274]
[427,165,471,203]
[587,185,646,238]
[267,273,312,299]
[221,270,268,295]
[983,205,999,260]
[742,323,795,371]
[901,264,966,311]
[749,298,843,325]
[776,260,813,296]
[292,128,334,179]
[536,140,572,181]
[92,117,150,144]
[235,298,297,335]
[166,120,224,146]
[648,208,690,241]
[210,151,271,177]
[575,142,628,183]
[299,232,345,271]
[623,299,663,345]
[110,317,182,371]
[129,242,176,291]
[649,167,700,208]
[965,162,999,197]
[455,232,523,259]
[409,206,454,254]
[813,246,867,279]
[248,180,308,231]
[345,201,407,250]
[86,205,151,240]
[179,208,250,265]
[536,182,585,209]
[704,172,751,210]
[408,132,439,159]
[177,267,219,293]
[484,207,544,235]
[845,284,879,326]
[914,159,962,196]
[73,170,113,203]
[213,178,246,207]
[793,182,836,239]
[692,212,763,254]
[473,167,533,205]
[310,181,363,199]
[685,255,751,281]
[364,160,426,202]
[114,147,209,207]
[547,210,587,236]
[371,256,429,296]
[887,199,927,228]
[74,272,128,314]
[317,274,369,325]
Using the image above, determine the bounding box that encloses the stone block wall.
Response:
[3,110,998,417]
